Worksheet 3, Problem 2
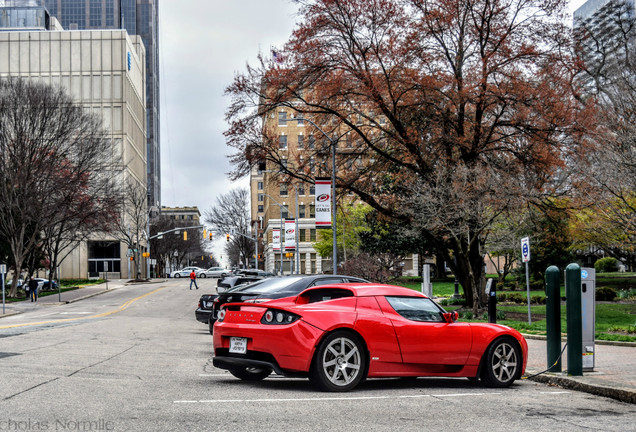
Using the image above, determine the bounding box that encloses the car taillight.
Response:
[217,309,226,322]
[262,309,300,325]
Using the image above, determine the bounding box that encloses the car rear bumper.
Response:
[195,308,211,323]
[213,356,286,376]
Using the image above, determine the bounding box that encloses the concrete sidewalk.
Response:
[525,336,636,404]
[0,279,133,317]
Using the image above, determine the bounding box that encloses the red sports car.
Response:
[213,283,527,392]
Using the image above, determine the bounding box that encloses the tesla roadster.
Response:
[213,283,527,392]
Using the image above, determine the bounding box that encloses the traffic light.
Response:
[226,233,230,242]
[203,229,207,239]
[209,232,213,241]
[183,231,188,241]
[129,256,134,261]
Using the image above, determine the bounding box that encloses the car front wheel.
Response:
[228,367,272,381]
[310,331,367,392]
[174,273,181,278]
[480,337,521,387]
[200,274,207,278]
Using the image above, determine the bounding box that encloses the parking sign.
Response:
[521,237,530,263]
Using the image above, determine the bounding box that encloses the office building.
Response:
[41,0,161,208]
[574,0,636,91]
[0,9,148,278]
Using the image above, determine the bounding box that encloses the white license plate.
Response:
[229,337,247,354]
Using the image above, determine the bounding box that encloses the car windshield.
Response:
[386,296,445,322]
[234,276,305,294]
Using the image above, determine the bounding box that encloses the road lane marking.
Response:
[0,287,166,329]
[174,393,505,404]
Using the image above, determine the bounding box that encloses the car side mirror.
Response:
[443,311,458,323]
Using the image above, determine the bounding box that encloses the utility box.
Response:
[581,267,596,371]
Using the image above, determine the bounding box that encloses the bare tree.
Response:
[108,181,148,279]
[0,77,119,296]
[203,188,255,268]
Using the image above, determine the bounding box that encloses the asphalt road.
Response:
[0,279,634,432]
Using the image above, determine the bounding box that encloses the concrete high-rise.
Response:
[41,0,160,208]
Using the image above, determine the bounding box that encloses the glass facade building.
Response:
[41,0,161,208]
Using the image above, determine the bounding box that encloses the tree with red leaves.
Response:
[225,0,595,310]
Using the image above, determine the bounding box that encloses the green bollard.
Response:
[545,266,562,372]
[565,263,583,376]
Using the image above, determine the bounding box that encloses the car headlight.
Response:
[262,309,300,325]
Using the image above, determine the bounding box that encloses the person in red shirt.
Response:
[189,270,199,290]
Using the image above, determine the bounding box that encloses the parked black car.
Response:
[195,293,219,324]
[207,274,369,334]
[216,275,264,293]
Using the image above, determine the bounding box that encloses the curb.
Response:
[526,372,636,405]
[522,333,636,348]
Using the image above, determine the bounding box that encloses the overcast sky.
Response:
[156,0,585,266]
[158,1,299,264]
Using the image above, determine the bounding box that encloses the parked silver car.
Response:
[170,267,204,278]
[197,267,229,278]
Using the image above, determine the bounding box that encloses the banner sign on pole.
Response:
[285,219,296,251]
[273,229,281,252]
[315,177,332,229]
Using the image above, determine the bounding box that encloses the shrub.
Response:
[531,295,546,304]
[617,288,636,300]
[440,298,466,306]
[594,257,619,273]
[530,279,544,291]
[496,293,507,302]
[507,293,525,304]
[596,286,618,301]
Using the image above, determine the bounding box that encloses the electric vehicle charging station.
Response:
[581,267,596,371]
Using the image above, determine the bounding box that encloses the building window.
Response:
[258,194,264,202]
[280,184,288,196]
[308,135,315,149]
[309,205,315,218]
[278,111,287,126]
[310,229,316,241]
[258,205,264,213]
[258,182,263,190]
[310,185,315,195]
[279,135,287,149]
[300,229,306,242]
[282,206,289,219]
[299,204,306,218]
[297,134,304,149]
[309,157,315,174]
[298,184,305,195]
[296,113,304,125]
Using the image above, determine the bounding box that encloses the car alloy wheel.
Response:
[481,337,520,387]
[310,331,367,392]
[200,274,207,278]
[174,274,181,278]
[228,367,272,381]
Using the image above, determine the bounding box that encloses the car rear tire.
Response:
[480,337,521,387]
[310,331,367,392]
[228,367,272,381]
[200,274,207,278]
[208,317,214,335]
[174,274,181,278]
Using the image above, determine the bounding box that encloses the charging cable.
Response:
[522,342,568,379]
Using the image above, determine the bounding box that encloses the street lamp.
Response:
[288,115,338,274]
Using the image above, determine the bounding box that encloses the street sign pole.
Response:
[521,237,531,324]
[1,264,6,315]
